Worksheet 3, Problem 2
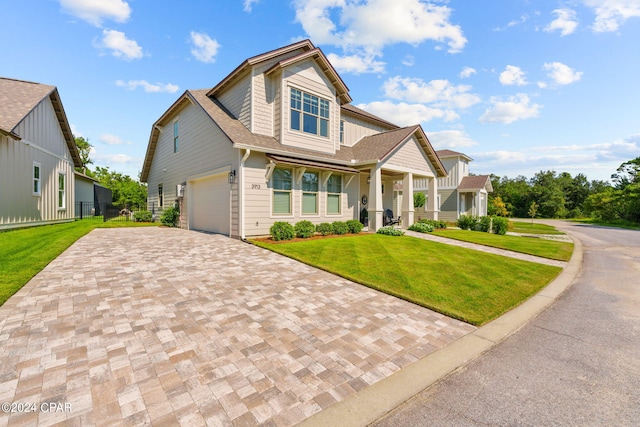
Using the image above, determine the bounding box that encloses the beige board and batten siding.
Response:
[242,151,359,237]
[280,61,337,154]
[340,113,391,147]
[437,157,461,189]
[438,188,458,221]
[384,136,437,177]
[146,97,237,231]
[0,97,75,228]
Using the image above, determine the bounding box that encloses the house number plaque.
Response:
[252,184,261,190]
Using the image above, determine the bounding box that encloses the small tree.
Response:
[528,201,538,228]
[413,192,426,209]
[491,196,509,217]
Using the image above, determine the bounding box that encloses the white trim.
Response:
[57,171,67,210]
[33,161,41,196]
[22,139,72,165]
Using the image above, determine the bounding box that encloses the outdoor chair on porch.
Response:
[384,209,401,226]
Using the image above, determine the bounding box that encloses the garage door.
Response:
[190,174,230,235]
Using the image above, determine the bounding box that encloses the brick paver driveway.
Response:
[0,228,474,426]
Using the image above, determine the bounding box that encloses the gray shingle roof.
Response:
[458,175,493,192]
[0,77,82,167]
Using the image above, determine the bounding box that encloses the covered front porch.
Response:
[358,164,439,232]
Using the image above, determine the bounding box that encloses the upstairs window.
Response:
[173,121,179,153]
[290,88,330,138]
[340,120,344,144]
[33,162,41,196]
[158,184,164,208]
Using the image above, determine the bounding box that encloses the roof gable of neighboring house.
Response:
[0,77,82,167]
[458,175,493,192]
[436,149,473,162]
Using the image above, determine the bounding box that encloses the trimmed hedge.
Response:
[331,221,349,235]
[294,220,316,238]
[316,222,333,236]
[133,210,153,222]
[270,222,295,241]
[346,219,364,234]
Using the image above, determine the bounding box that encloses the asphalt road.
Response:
[373,222,640,426]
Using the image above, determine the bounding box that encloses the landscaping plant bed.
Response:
[251,231,373,244]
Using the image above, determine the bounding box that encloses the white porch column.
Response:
[427,177,438,220]
[401,172,414,228]
[368,166,384,231]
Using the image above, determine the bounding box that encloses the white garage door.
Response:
[190,174,230,235]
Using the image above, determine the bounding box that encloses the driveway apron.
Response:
[0,228,474,426]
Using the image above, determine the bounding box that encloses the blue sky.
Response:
[3,0,640,182]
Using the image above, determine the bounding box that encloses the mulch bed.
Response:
[251,232,374,244]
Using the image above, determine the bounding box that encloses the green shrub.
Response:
[294,220,316,238]
[160,207,180,227]
[331,221,349,235]
[270,222,295,241]
[376,226,405,236]
[457,215,478,230]
[133,210,152,222]
[413,192,426,209]
[408,222,434,233]
[478,216,492,233]
[419,219,447,229]
[346,219,364,234]
[492,216,509,235]
[316,222,333,236]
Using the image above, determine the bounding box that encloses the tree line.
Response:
[488,156,640,224]
[75,137,148,210]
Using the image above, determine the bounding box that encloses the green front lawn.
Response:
[253,234,562,326]
[0,219,157,306]
[432,229,573,261]
[509,221,565,235]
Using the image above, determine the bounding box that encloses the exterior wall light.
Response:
[228,169,236,184]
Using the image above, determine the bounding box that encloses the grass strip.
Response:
[0,219,156,306]
[432,229,573,262]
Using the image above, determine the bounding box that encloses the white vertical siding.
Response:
[13,97,68,160]
[437,157,460,189]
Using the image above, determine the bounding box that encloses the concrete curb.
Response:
[299,229,584,427]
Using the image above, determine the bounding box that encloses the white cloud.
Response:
[93,152,135,164]
[115,80,179,93]
[544,8,579,36]
[479,94,542,124]
[243,0,260,12]
[494,14,529,31]
[583,0,640,32]
[99,29,143,60]
[544,62,583,85]
[499,65,528,86]
[70,124,83,138]
[459,67,477,79]
[383,76,481,109]
[293,0,467,58]
[190,32,220,63]
[427,129,479,149]
[59,0,130,26]
[326,52,385,74]
[357,100,459,126]
[99,133,131,145]
[402,55,415,67]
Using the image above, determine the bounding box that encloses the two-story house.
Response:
[141,40,446,238]
[0,77,82,230]
[424,149,492,221]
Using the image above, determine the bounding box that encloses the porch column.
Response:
[401,172,414,228]
[427,177,438,220]
[368,166,384,231]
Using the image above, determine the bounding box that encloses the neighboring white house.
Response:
[0,77,82,230]
[418,149,492,221]
[141,40,447,238]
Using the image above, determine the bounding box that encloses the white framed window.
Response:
[173,120,179,153]
[158,183,164,208]
[57,172,66,209]
[33,162,41,196]
[273,168,292,215]
[302,171,319,215]
[326,174,341,214]
[290,88,330,138]
[340,120,345,144]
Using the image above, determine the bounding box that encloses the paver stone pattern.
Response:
[0,228,474,426]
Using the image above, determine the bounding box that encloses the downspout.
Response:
[240,149,251,240]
